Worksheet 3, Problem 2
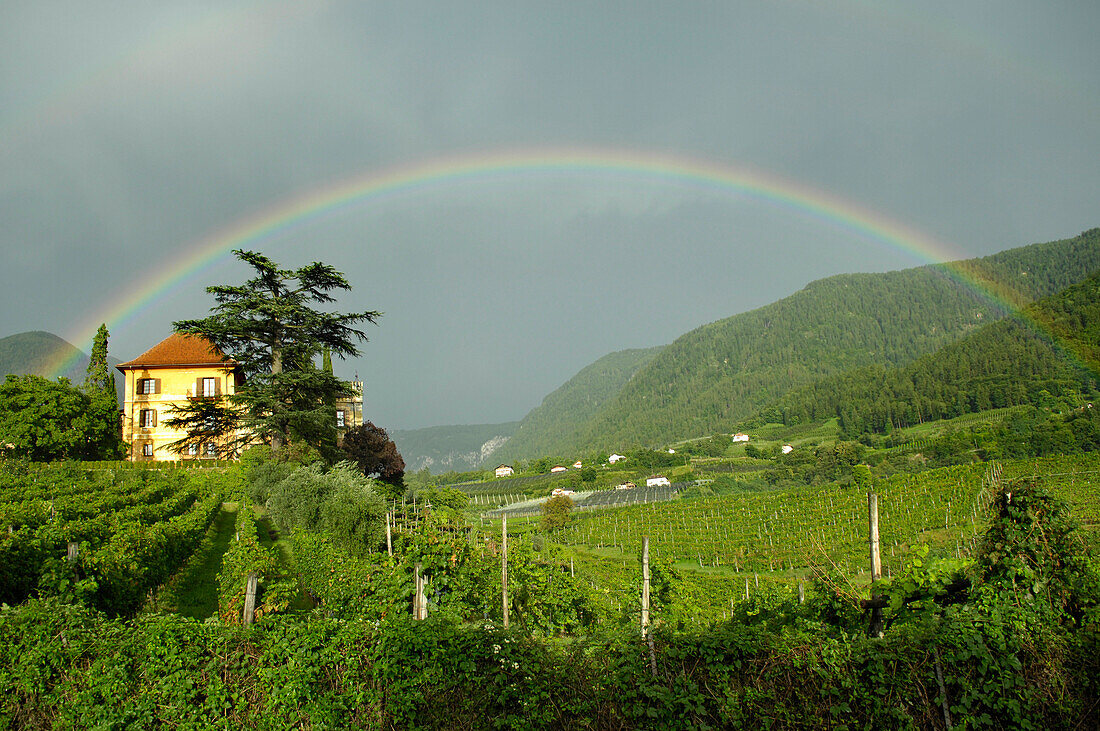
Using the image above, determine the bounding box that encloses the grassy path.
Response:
[157,503,239,619]
[256,513,315,612]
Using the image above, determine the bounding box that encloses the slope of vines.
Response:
[0,462,233,614]
[558,454,1100,575]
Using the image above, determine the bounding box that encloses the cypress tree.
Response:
[83,324,115,399]
[81,323,125,459]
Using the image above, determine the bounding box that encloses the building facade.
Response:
[117,333,363,461]
[335,382,364,443]
[116,334,244,462]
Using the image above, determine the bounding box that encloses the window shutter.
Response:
[196,378,202,397]
[151,409,157,427]
[154,379,161,394]
[215,378,221,396]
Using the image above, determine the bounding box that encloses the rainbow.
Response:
[49,147,1077,376]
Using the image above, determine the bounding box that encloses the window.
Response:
[187,444,198,456]
[205,443,218,457]
[202,377,217,397]
[336,410,346,428]
[142,443,154,457]
[140,409,156,428]
[138,378,158,395]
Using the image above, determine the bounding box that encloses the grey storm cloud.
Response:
[1,0,1097,428]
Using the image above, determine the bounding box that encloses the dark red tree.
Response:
[341,421,405,488]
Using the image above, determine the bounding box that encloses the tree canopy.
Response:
[541,494,574,531]
[340,421,406,494]
[171,250,379,456]
[0,375,120,461]
[81,323,124,460]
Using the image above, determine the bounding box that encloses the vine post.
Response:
[386,512,393,557]
[642,534,657,677]
[868,491,884,637]
[413,562,427,620]
[641,535,650,635]
[243,572,258,627]
[502,515,509,629]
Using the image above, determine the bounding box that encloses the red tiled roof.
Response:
[116,333,235,369]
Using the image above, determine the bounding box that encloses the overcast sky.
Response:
[1,1,1097,429]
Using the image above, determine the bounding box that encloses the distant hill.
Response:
[765,268,1100,435]
[546,228,1100,453]
[391,422,520,474]
[0,331,124,403]
[488,346,665,463]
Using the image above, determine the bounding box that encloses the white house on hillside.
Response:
[781,445,793,454]
[495,464,514,478]
[608,453,626,464]
[550,465,568,473]
[646,475,671,487]
[732,433,750,443]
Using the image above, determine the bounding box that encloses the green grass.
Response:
[255,511,315,612]
[155,503,239,619]
[751,419,841,443]
[890,406,1029,443]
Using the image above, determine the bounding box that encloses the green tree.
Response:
[851,464,873,492]
[0,376,90,461]
[80,324,124,460]
[83,324,114,396]
[541,494,574,531]
[173,250,380,456]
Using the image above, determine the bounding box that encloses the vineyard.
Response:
[555,453,1100,577]
[1,451,1098,728]
[0,462,233,614]
[485,482,683,517]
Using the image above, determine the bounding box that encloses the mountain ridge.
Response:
[518,229,1100,455]
[391,421,520,474]
[0,331,124,402]
[487,345,665,464]
[762,266,1100,434]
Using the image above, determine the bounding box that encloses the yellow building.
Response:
[335,383,364,439]
[116,334,244,461]
[116,333,364,462]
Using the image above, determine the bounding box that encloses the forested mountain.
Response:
[0,331,87,382]
[391,421,519,473]
[488,346,664,463]
[559,228,1100,452]
[0,331,124,401]
[765,269,1100,435]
